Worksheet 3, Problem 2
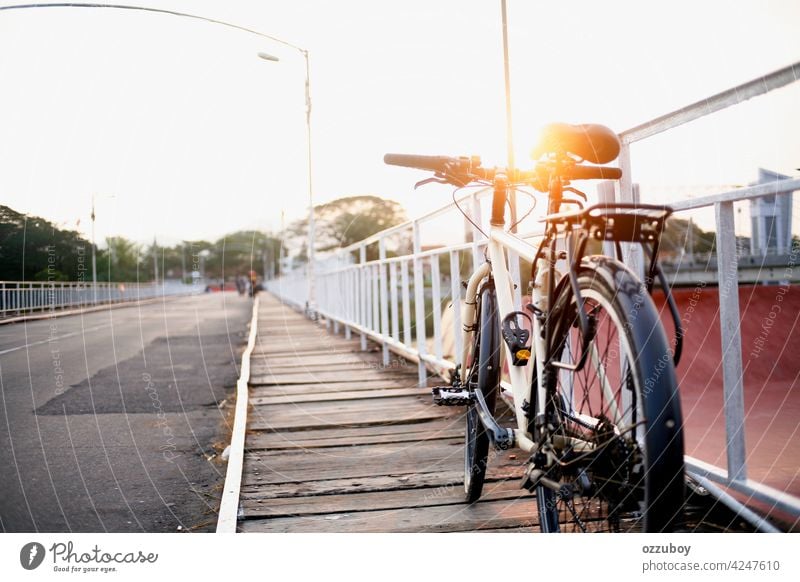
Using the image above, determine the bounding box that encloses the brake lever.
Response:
[415,173,473,189]
[414,176,449,189]
[563,186,587,201]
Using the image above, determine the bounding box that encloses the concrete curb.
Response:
[216,295,259,533]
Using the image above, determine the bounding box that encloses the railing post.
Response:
[470,192,483,270]
[412,220,428,386]
[371,264,379,335]
[615,143,645,281]
[344,269,352,340]
[597,181,617,257]
[430,254,443,362]
[389,261,400,343]
[379,237,390,366]
[449,250,464,369]
[365,260,373,330]
[715,200,748,483]
[359,245,367,351]
[401,259,412,347]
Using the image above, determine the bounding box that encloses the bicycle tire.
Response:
[536,259,685,532]
[463,282,501,503]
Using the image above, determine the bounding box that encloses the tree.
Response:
[660,217,716,257]
[0,203,284,283]
[97,237,143,282]
[288,195,409,261]
[201,231,283,280]
[0,205,91,281]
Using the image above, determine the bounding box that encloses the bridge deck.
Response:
[237,293,753,533]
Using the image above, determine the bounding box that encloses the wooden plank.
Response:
[242,478,527,518]
[250,387,430,406]
[247,369,414,385]
[252,361,403,374]
[246,426,462,450]
[239,468,524,500]
[247,408,451,432]
[241,471,461,501]
[253,394,429,414]
[248,403,450,432]
[243,441,463,480]
[242,442,522,486]
[250,378,419,394]
[239,497,540,533]
[246,417,464,446]
[251,344,357,356]
[253,352,378,367]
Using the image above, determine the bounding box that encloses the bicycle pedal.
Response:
[431,386,474,406]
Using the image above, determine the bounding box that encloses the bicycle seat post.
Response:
[547,175,563,215]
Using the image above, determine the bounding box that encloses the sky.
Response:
[0,0,798,248]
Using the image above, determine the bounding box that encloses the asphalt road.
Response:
[0,292,253,532]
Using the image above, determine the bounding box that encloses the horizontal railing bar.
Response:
[337,188,495,254]
[620,61,800,145]
[316,241,490,276]
[686,456,800,518]
[669,177,800,212]
[688,473,781,533]
[313,307,456,375]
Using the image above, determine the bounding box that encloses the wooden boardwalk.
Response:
[236,294,759,533]
[238,294,535,533]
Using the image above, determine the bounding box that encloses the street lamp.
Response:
[257,49,317,319]
[91,194,97,303]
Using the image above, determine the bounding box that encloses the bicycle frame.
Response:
[461,222,543,453]
[460,178,681,457]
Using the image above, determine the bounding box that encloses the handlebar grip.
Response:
[383,153,454,173]
[565,165,622,180]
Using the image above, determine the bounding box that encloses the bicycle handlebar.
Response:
[382,154,457,173]
[383,153,621,189]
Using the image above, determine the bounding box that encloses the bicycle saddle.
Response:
[532,123,621,165]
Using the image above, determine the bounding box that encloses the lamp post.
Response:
[500,0,517,230]
[0,2,320,314]
[90,193,115,304]
[91,194,97,304]
[258,49,317,319]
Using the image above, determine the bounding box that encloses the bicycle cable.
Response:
[452,184,491,239]
[508,186,539,231]
[452,183,540,238]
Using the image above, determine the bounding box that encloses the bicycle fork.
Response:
[431,261,518,452]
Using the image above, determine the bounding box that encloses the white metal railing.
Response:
[267,61,800,520]
[0,280,201,319]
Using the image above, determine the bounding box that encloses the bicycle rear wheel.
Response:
[536,260,685,532]
[463,283,500,503]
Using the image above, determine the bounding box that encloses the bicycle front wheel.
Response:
[537,259,685,532]
[463,282,500,503]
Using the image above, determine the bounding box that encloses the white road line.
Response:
[216,296,259,533]
[0,323,112,357]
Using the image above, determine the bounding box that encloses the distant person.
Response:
[248,270,258,297]
[236,275,246,296]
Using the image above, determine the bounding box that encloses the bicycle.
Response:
[384,123,686,532]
